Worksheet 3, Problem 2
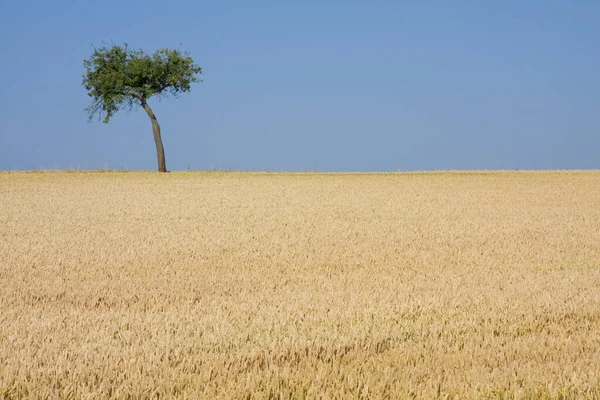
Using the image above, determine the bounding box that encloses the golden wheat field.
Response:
[1,171,600,399]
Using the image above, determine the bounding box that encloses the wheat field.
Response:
[1,171,599,399]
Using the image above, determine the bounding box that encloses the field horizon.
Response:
[2,171,599,398]
[1,168,598,174]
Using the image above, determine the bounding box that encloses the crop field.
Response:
[1,171,600,399]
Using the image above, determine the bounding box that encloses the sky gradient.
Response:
[1,1,598,171]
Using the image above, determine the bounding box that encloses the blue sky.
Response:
[0,1,598,171]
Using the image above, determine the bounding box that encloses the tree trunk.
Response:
[141,101,167,172]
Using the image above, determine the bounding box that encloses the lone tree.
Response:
[83,43,201,172]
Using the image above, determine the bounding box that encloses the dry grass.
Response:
[1,171,599,399]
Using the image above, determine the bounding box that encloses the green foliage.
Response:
[82,43,202,123]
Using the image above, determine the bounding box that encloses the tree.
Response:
[82,43,202,172]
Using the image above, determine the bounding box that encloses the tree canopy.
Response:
[83,43,202,123]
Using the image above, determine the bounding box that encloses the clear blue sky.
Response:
[1,1,598,171]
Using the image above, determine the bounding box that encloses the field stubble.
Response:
[1,171,599,399]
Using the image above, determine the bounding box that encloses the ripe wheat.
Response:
[1,171,599,399]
